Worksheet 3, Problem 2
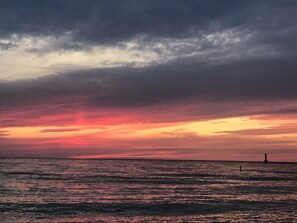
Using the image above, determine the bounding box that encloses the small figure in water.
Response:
[240,165,242,171]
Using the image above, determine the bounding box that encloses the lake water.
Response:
[0,159,296,222]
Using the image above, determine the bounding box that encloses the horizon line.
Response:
[0,157,296,164]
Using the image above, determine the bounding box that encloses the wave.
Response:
[1,200,296,217]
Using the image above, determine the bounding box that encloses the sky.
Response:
[0,0,297,161]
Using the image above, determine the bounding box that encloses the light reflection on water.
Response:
[0,159,296,222]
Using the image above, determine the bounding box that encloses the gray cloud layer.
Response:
[0,0,296,52]
[1,56,297,110]
[0,1,249,40]
[0,0,296,118]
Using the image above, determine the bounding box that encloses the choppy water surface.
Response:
[0,159,296,222]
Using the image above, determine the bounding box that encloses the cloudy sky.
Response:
[0,0,297,161]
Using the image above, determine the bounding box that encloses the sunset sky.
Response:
[0,0,297,161]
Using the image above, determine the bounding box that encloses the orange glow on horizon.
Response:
[3,116,276,140]
[1,115,297,160]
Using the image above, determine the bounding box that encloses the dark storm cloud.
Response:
[0,0,297,123]
[0,0,296,53]
[0,0,247,40]
[1,55,297,110]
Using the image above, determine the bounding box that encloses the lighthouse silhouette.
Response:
[264,153,268,163]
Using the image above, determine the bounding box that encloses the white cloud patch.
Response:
[0,27,284,81]
[132,28,281,64]
[0,34,159,80]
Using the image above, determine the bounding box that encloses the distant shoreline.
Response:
[0,157,296,164]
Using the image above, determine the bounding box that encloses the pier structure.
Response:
[264,153,268,163]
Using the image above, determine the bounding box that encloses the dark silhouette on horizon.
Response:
[264,153,268,163]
